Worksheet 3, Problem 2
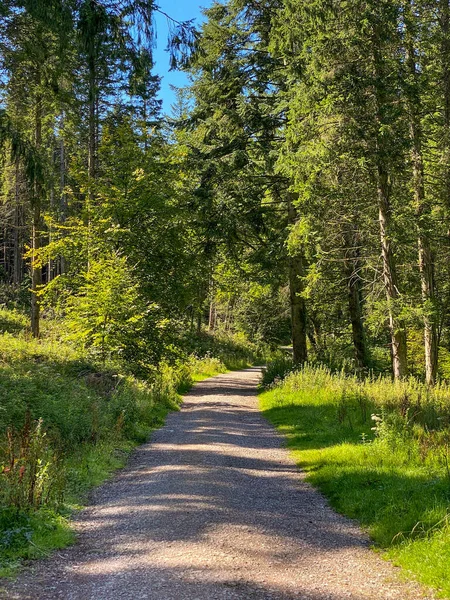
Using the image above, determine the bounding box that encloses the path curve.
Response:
[5,368,433,600]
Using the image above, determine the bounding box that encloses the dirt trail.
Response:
[5,368,433,599]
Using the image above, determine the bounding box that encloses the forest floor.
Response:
[1,368,434,600]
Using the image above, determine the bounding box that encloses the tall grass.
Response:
[260,363,450,598]
[260,353,294,387]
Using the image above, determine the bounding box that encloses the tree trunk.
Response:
[196,284,207,334]
[88,44,96,186]
[377,168,407,379]
[13,159,21,285]
[31,201,42,338]
[59,130,67,275]
[439,1,450,358]
[343,226,369,369]
[287,196,307,365]
[372,28,407,379]
[209,301,216,331]
[418,236,438,385]
[87,43,97,270]
[31,88,43,338]
[47,186,54,283]
[405,22,438,385]
[441,0,450,204]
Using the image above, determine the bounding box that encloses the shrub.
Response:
[0,417,63,511]
[65,253,163,371]
[180,330,267,370]
[261,354,294,387]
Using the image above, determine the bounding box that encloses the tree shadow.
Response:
[4,369,429,600]
[261,399,450,549]
[261,402,373,451]
[8,561,396,600]
[0,312,27,335]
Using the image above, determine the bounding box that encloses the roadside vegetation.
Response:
[0,307,260,577]
[261,363,450,598]
[5,0,450,595]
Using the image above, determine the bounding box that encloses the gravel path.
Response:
[4,367,434,600]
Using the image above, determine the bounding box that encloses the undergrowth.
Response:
[180,329,268,371]
[260,363,450,598]
[0,308,234,577]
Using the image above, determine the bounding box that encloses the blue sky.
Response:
[153,0,213,114]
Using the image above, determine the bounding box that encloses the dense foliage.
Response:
[180,0,450,384]
[4,0,450,592]
[3,0,450,382]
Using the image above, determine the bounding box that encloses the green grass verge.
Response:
[259,368,450,599]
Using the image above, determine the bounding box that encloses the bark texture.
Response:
[372,28,408,379]
[405,21,438,385]
[287,197,307,366]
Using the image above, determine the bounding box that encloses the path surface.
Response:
[5,368,433,600]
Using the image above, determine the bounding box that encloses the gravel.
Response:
[3,367,434,600]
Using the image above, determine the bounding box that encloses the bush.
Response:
[180,330,267,369]
[0,316,182,573]
[261,354,294,387]
[64,253,164,372]
[0,282,31,311]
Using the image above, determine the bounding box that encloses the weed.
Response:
[0,417,63,511]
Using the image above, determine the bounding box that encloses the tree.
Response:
[182,0,309,364]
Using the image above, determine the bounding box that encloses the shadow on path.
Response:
[4,368,433,600]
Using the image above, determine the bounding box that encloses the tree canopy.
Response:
[2,0,450,382]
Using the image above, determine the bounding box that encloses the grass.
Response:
[0,308,237,578]
[259,364,450,598]
[0,509,74,577]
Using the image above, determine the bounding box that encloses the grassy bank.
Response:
[260,364,450,598]
[0,309,241,577]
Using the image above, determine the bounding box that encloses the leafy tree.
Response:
[66,253,160,370]
[182,0,309,364]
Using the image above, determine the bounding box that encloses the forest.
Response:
[3,0,450,596]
